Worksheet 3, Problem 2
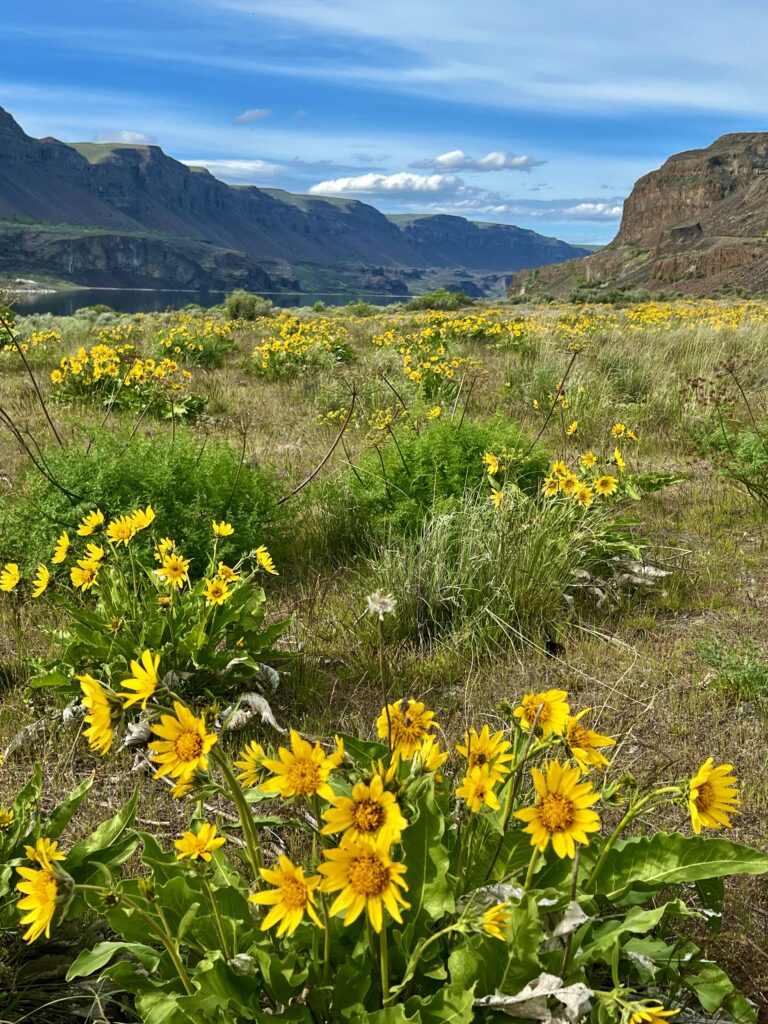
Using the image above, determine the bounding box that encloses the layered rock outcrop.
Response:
[510,133,768,298]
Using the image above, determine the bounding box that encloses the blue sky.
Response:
[4,0,768,244]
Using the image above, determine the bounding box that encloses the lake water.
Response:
[11,288,410,317]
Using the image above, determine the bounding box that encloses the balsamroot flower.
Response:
[514,690,570,736]
[174,822,226,862]
[456,765,501,813]
[322,774,407,844]
[515,761,600,859]
[0,563,20,592]
[456,726,513,782]
[261,730,336,800]
[76,509,104,536]
[565,711,615,772]
[51,531,70,564]
[376,699,438,759]
[250,856,324,936]
[31,564,50,598]
[150,701,217,782]
[234,740,266,788]
[118,649,160,710]
[78,674,114,755]
[688,758,739,833]
[318,836,409,933]
[480,902,511,940]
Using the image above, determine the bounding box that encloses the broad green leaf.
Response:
[399,792,454,929]
[683,962,756,1024]
[588,832,768,899]
[11,765,42,815]
[338,733,390,765]
[67,787,139,868]
[66,940,161,980]
[577,900,689,965]
[46,776,94,838]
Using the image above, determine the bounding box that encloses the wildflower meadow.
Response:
[1,295,767,1022]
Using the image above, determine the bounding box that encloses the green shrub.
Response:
[223,290,274,321]
[344,300,378,317]
[328,416,549,545]
[405,288,474,311]
[0,428,283,571]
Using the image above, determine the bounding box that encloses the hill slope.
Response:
[0,106,588,295]
[510,133,768,300]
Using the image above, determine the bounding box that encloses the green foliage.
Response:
[344,300,378,318]
[29,524,290,705]
[701,418,768,509]
[8,709,760,1024]
[333,416,549,543]
[695,635,768,703]
[405,289,474,311]
[0,428,283,570]
[224,290,274,321]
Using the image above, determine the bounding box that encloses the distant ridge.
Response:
[0,106,589,295]
[510,133,768,299]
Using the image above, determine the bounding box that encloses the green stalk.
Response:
[384,924,463,1006]
[212,747,263,879]
[312,794,333,984]
[523,847,540,891]
[77,886,195,997]
[379,918,389,1006]
[587,786,681,889]
[201,874,232,959]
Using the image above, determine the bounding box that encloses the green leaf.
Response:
[589,832,768,899]
[67,787,139,869]
[46,776,94,837]
[66,940,161,980]
[577,900,690,965]
[11,765,43,815]
[28,668,71,689]
[338,733,390,765]
[399,792,454,929]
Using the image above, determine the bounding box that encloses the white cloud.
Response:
[233,107,271,124]
[558,202,623,220]
[309,171,464,195]
[411,149,545,172]
[181,158,284,179]
[94,129,156,144]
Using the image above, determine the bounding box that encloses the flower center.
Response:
[347,854,390,896]
[469,751,489,768]
[694,781,715,812]
[524,697,551,725]
[567,723,589,748]
[280,877,309,910]
[286,758,322,795]
[175,731,204,762]
[351,800,386,833]
[538,793,575,832]
[33,870,58,904]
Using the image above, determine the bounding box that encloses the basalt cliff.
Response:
[510,133,768,300]
[0,106,588,296]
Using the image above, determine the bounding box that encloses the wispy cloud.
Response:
[94,130,156,144]
[410,150,545,172]
[233,107,271,124]
[182,157,283,178]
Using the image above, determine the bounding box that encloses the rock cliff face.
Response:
[0,106,588,294]
[510,133,768,299]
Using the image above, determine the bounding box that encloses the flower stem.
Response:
[523,847,540,891]
[379,918,389,1005]
[312,794,332,985]
[212,747,263,880]
[201,874,232,959]
[586,786,681,890]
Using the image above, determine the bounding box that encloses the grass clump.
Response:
[0,428,282,570]
[368,489,639,652]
